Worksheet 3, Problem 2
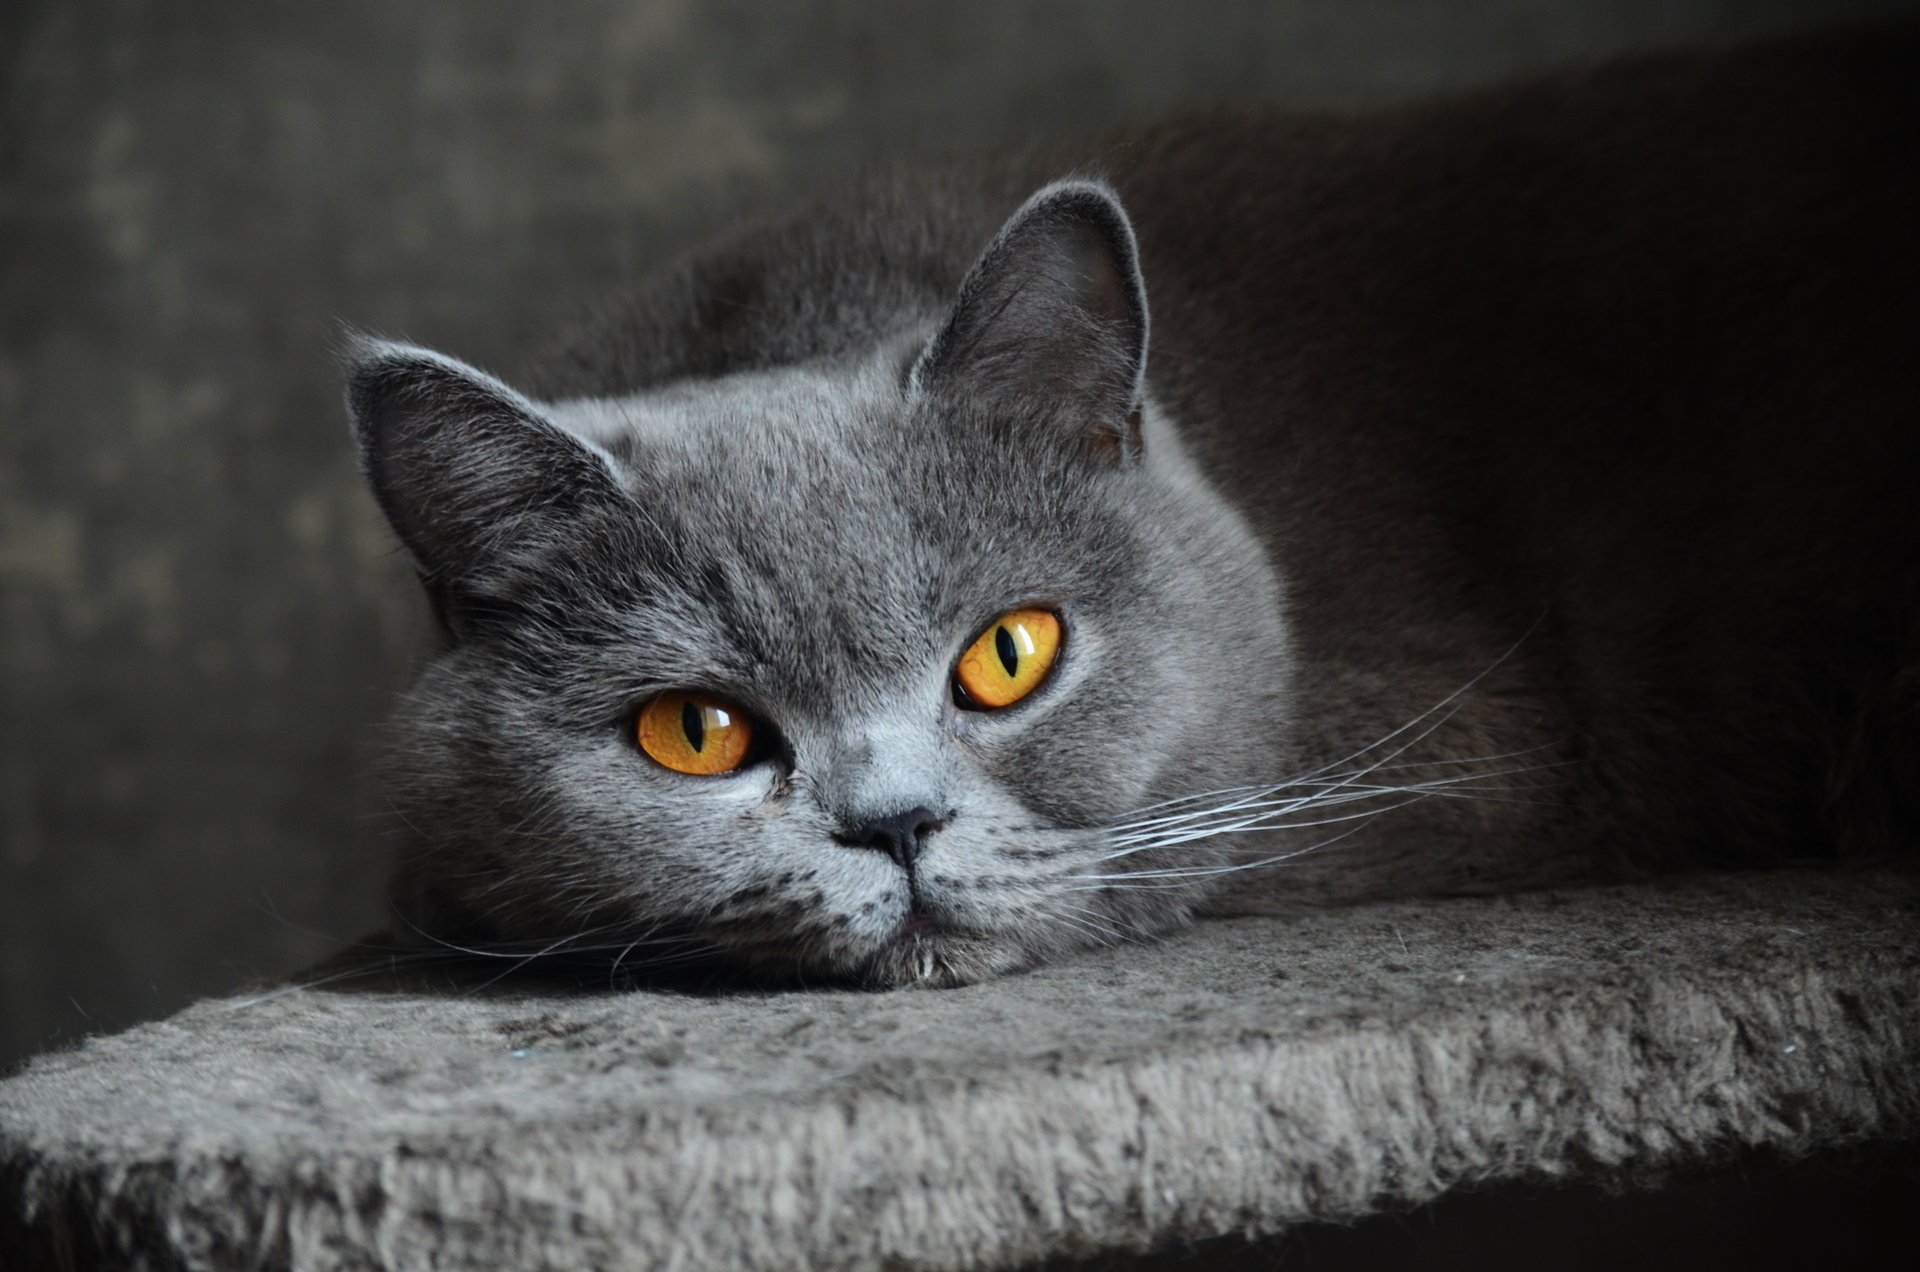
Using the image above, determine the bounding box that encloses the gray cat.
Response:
[346,30,1918,988]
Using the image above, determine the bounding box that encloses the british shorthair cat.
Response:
[346,29,1919,987]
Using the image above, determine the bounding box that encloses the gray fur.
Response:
[350,182,1284,987]
[347,31,1920,988]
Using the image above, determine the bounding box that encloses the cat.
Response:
[345,28,1920,989]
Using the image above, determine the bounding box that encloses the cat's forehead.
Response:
[528,355,1128,699]
[541,353,908,474]
[537,351,1085,569]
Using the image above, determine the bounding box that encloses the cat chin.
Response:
[850,930,1038,989]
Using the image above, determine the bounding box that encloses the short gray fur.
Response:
[344,175,1290,987]
[343,30,1920,990]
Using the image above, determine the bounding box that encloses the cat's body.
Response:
[349,29,1920,987]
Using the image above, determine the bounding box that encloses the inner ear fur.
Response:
[343,337,631,612]
[912,178,1150,459]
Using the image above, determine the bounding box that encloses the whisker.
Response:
[1107,700,1467,838]
[468,924,655,992]
[1107,618,1546,827]
[1095,793,1419,862]
[1050,908,1123,947]
[1055,901,1154,944]
[1104,746,1571,860]
[1074,755,1574,890]
[1106,779,1390,846]
[1097,758,1574,865]
[389,906,620,962]
[1105,706,1466,850]
[1080,794,1431,876]
[218,950,486,1012]
[1069,817,1379,891]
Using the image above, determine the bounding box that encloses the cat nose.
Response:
[837,806,944,870]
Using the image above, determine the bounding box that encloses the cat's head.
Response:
[348,180,1288,987]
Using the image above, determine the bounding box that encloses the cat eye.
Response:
[635,691,755,776]
[954,608,1063,709]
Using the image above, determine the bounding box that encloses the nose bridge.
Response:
[822,711,949,824]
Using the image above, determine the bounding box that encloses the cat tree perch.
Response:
[3,870,1916,1269]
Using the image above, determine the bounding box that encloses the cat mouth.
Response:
[863,916,1021,988]
[880,900,987,960]
[892,891,989,946]
[894,908,947,940]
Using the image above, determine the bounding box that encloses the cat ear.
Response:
[911,178,1149,458]
[344,337,630,607]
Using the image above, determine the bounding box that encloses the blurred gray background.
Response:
[4,0,1914,1072]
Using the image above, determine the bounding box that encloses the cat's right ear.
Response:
[343,336,630,625]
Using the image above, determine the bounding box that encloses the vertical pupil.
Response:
[681,700,706,752]
[994,625,1019,677]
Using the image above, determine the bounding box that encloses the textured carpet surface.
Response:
[3,870,1917,1270]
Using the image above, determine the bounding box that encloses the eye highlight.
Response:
[955,608,1063,709]
[636,691,754,775]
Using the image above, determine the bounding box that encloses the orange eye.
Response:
[955,608,1062,709]
[636,692,754,775]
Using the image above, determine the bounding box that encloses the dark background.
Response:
[4,0,1915,1073]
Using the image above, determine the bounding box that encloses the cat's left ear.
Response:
[911,178,1149,460]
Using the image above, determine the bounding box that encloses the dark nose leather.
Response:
[840,806,943,869]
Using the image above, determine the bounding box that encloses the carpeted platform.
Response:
[3,869,1917,1270]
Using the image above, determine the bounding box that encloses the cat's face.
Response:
[351,182,1288,986]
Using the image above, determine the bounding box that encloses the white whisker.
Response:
[1105,618,1547,835]
[1107,700,1467,839]
[1096,758,1572,867]
[1069,817,1380,891]
[1079,794,1432,877]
